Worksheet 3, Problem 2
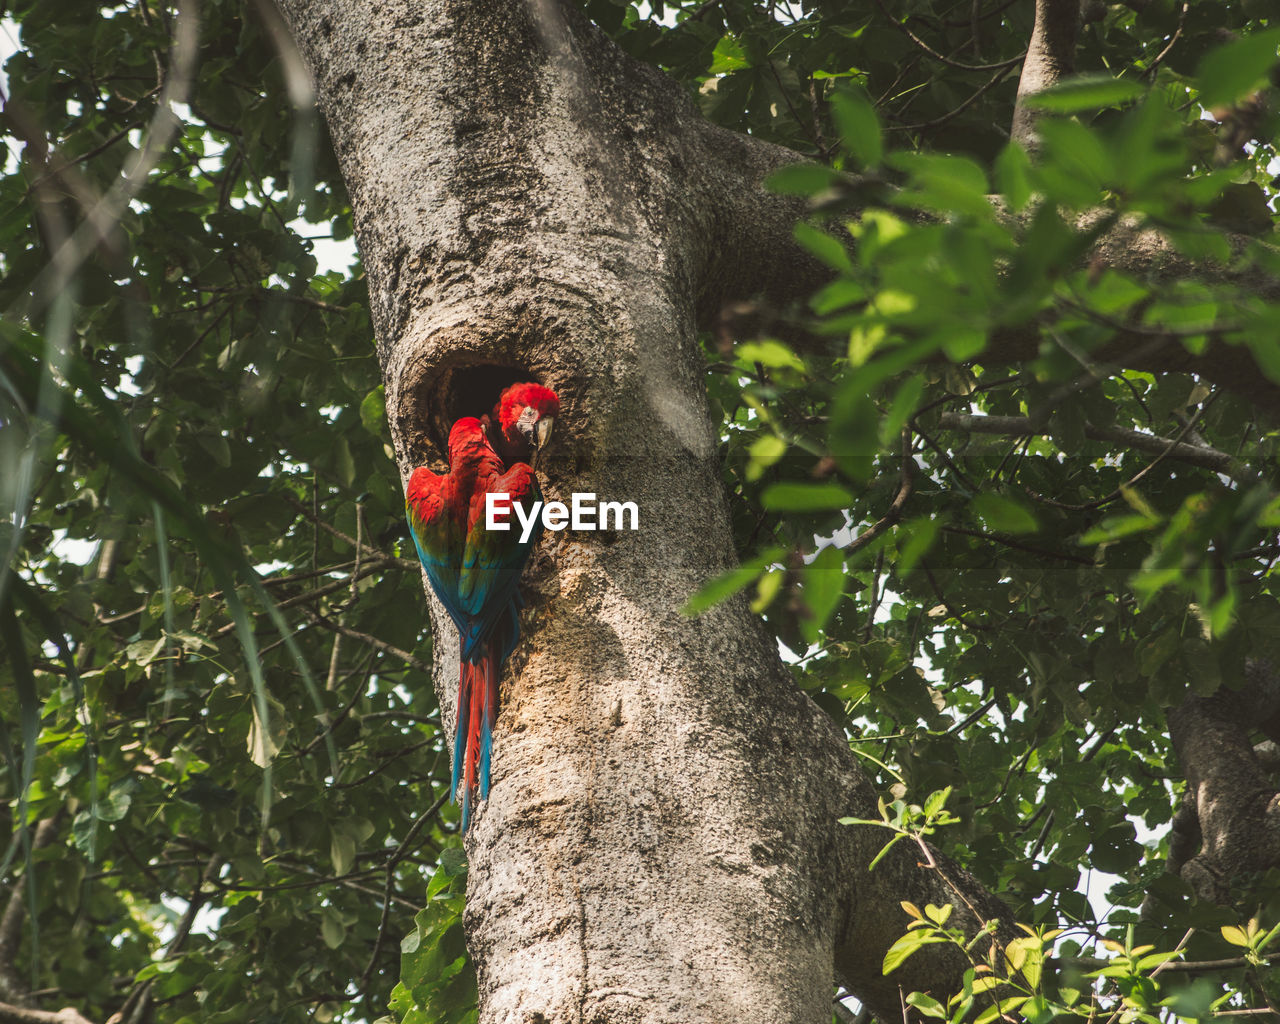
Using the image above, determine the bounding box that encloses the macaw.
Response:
[405,382,560,828]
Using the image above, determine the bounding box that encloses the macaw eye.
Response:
[516,406,540,437]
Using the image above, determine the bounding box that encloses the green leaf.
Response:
[847,323,888,368]
[1221,925,1250,948]
[321,910,346,949]
[334,437,356,488]
[746,434,786,482]
[766,164,840,197]
[904,992,947,1018]
[830,89,882,169]
[1137,629,1180,678]
[761,482,853,512]
[995,142,1032,212]
[751,569,784,613]
[331,831,357,876]
[682,547,785,616]
[970,494,1038,534]
[360,386,386,436]
[197,433,231,468]
[1196,29,1280,109]
[1025,74,1146,112]
[1079,513,1159,546]
[922,786,952,819]
[889,152,992,219]
[793,222,854,274]
[709,34,750,74]
[883,927,947,973]
[896,517,940,578]
[881,374,924,446]
[802,545,846,640]
[736,339,805,372]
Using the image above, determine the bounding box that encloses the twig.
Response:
[304,613,431,674]
[936,411,1247,479]
[283,493,412,568]
[892,63,1019,132]
[941,525,1095,565]
[211,561,389,636]
[359,787,452,1001]
[844,429,915,557]
[872,0,1026,72]
[922,561,995,631]
[301,649,377,756]
[0,1001,96,1024]
[1143,2,1188,79]
[1027,400,1214,511]
[110,853,223,1024]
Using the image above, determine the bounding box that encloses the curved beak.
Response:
[531,416,554,470]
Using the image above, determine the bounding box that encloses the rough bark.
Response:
[274,0,1014,1020]
[1010,0,1080,148]
[1167,661,1280,905]
[0,818,60,1008]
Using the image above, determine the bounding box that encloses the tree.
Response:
[2,0,1280,1022]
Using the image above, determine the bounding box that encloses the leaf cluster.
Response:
[1,2,460,1022]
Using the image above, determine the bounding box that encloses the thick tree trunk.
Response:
[1165,661,1280,906]
[273,0,1015,1020]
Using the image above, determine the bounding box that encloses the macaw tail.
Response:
[450,657,473,824]
[453,637,501,831]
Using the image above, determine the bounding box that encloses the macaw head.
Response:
[493,382,560,466]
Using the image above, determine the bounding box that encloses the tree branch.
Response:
[0,818,61,1006]
[936,411,1248,477]
[0,1003,96,1024]
[1010,0,1080,147]
[1167,661,1280,904]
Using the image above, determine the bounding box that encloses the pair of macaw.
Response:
[405,382,560,829]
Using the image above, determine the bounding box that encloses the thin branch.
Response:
[110,854,223,1024]
[0,1002,96,1024]
[211,561,389,636]
[1143,2,1189,79]
[360,786,452,1000]
[330,740,437,792]
[1026,400,1214,511]
[0,817,61,1006]
[937,410,1249,479]
[844,429,915,557]
[359,710,442,727]
[20,125,138,199]
[891,62,1019,132]
[283,493,414,569]
[301,650,377,756]
[303,612,431,674]
[941,524,1096,565]
[871,0,1026,72]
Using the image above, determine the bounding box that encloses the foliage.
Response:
[854,790,1280,1022]
[0,1,454,1021]
[1,0,1279,1023]
[650,0,1280,1015]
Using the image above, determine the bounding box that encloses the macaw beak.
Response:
[531,416,554,470]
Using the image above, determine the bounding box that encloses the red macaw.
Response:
[405,382,560,828]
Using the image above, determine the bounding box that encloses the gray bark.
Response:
[1166,661,1280,906]
[273,0,1011,1020]
[1010,0,1080,148]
